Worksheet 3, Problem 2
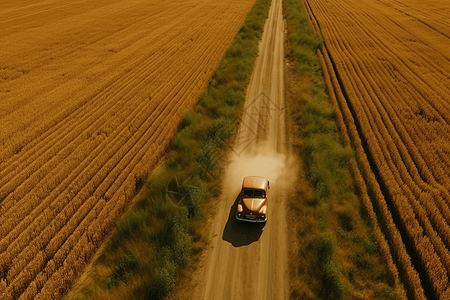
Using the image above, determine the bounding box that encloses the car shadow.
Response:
[222,195,265,247]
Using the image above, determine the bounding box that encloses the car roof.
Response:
[242,176,268,190]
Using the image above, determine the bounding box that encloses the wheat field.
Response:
[0,0,256,298]
[304,0,450,298]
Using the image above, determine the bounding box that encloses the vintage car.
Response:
[236,176,269,222]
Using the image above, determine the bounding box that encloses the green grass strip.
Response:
[284,0,348,298]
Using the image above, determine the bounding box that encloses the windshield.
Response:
[242,189,265,198]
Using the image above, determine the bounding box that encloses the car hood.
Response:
[242,198,266,212]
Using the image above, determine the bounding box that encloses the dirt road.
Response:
[190,0,294,299]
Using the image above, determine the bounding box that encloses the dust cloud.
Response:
[225,141,296,194]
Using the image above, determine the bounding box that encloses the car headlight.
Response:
[258,206,267,214]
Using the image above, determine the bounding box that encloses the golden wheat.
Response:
[0,0,257,298]
[306,0,450,296]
